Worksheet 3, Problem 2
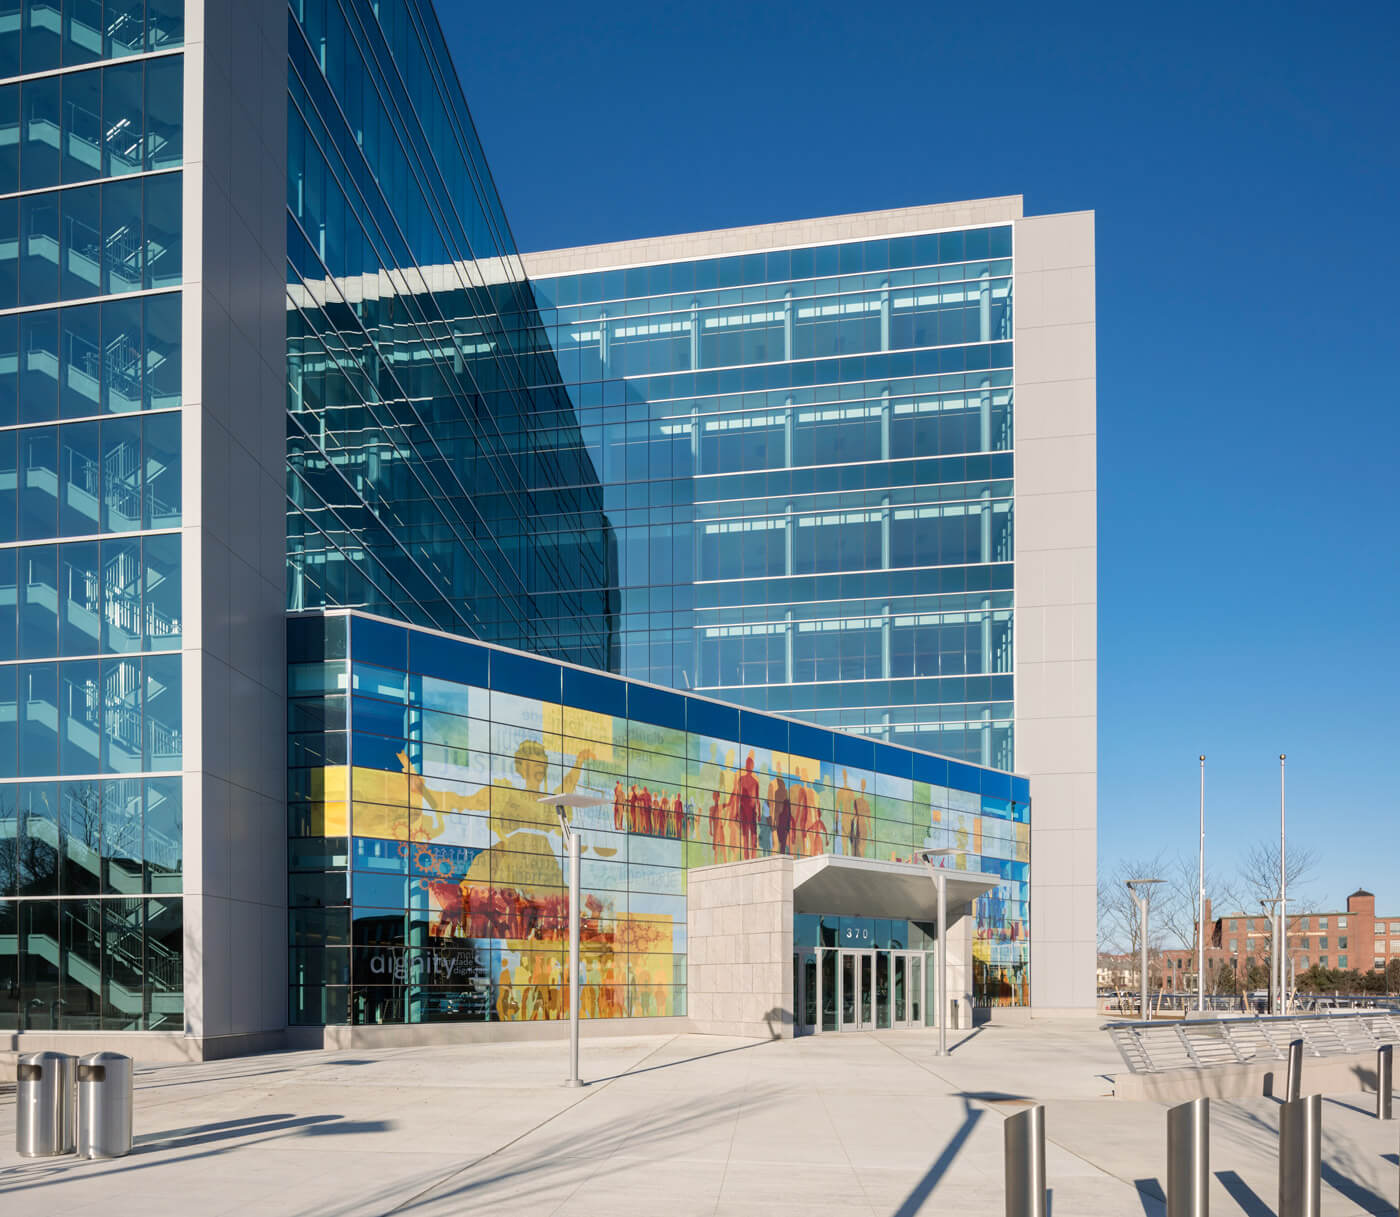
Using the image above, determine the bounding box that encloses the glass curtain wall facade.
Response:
[0,0,185,1032]
[283,0,613,670]
[287,610,1029,1026]
[526,232,1014,768]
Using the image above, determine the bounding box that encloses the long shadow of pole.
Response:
[891,1098,983,1217]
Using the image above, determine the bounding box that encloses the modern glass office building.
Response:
[287,609,1029,1029]
[0,0,1092,1056]
[525,229,1015,767]
[0,0,186,1034]
[524,202,1096,1013]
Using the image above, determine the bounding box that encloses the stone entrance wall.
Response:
[687,857,795,1038]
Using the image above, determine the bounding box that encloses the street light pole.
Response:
[1198,755,1206,1014]
[920,847,959,1058]
[1279,753,1287,1015]
[555,806,582,1088]
[541,791,607,1090]
[1126,879,1164,1022]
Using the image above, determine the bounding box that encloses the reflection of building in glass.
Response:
[288,611,1030,1027]
[523,203,1096,1013]
[0,3,186,1034]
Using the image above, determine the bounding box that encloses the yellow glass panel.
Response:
[307,766,348,803]
[352,801,408,841]
[353,766,409,807]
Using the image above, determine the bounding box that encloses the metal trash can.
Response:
[76,1052,133,1159]
[16,1051,76,1157]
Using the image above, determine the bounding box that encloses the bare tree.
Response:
[1237,840,1320,909]
[1237,840,1321,966]
[1098,853,1180,957]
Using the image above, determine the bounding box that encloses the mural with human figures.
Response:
[287,616,1030,1026]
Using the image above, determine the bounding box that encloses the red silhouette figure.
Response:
[730,752,761,859]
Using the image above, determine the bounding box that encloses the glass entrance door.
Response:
[840,951,858,1029]
[839,949,875,1030]
[794,949,819,1035]
[836,948,932,1031]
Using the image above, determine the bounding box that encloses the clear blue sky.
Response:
[441,1,1400,913]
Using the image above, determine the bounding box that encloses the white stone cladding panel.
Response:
[686,858,795,1038]
[1013,210,1098,1012]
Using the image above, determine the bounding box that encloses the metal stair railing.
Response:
[1104,1009,1400,1075]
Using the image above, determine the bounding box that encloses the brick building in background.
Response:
[1161,889,1400,992]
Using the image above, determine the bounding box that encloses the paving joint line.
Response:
[383,1035,682,1216]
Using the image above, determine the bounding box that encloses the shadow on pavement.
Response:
[370,1085,780,1217]
[0,1115,394,1194]
[1217,1169,1275,1217]
[890,1097,982,1217]
[585,1037,770,1084]
[1131,1176,1165,1216]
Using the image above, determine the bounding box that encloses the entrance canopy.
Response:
[792,855,999,921]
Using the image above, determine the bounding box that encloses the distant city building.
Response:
[1161,889,1400,990]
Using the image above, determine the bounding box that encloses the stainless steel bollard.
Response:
[1284,1038,1303,1103]
[76,1052,133,1159]
[1167,1096,1209,1217]
[1004,1104,1047,1217]
[16,1051,76,1157]
[1278,1093,1321,1217]
[1377,1044,1393,1120]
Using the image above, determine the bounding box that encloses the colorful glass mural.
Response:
[287,612,1030,1026]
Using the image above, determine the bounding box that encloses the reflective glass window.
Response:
[20,425,59,539]
[142,292,178,409]
[20,661,59,774]
[59,539,99,654]
[59,419,99,535]
[101,535,140,652]
[100,414,140,532]
[60,182,101,300]
[102,294,143,413]
[0,197,17,309]
[0,81,19,194]
[143,652,178,769]
[142,409,178,527]
[101,60,144,177]
[19,308,58,423]
[18,541,57,657]
[100,776,141,892]
[59,301,101,417]
[104,0,143,59]
[0,546,16,660]
[0,664,15,776]
[100,177,142,295]
[60,66,102,184]
[59,657,99,773]
[19,72,60,191]
[100,654,140,771]
[142,172,179,289]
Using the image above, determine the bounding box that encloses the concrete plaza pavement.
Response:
[2,1020,1399,1216]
